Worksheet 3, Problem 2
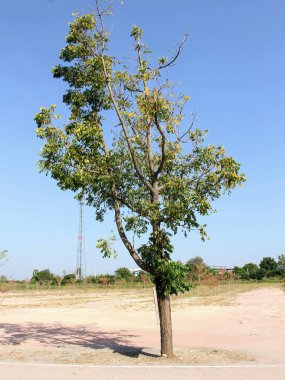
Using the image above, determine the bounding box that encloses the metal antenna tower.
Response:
[76,201,86,280]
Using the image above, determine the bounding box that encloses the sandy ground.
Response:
[0,285,284,379]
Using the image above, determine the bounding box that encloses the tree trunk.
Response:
[156,291,174,357]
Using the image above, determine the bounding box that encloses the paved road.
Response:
[0,363,284,380]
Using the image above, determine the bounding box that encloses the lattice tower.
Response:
[76,201,86,280]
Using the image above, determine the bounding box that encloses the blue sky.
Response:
[0,0,284,280]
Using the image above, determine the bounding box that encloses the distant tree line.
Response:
[28,267,152,287]
[233,255,285,280]
[1,255,284,288]
[185,255,285,283]
[29,255,285,287]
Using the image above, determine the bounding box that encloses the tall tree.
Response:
[35,2,245,357]
[186,256,209,283]
[277,254,285,277]
[259,257,278,278]
[242,263,259,280]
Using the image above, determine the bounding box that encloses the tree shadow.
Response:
[0,322,159,358]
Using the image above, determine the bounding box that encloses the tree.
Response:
[235,262,269,280]
[0,275,8,283]
[277,254,285,277]
[186,256,209,283]
[241,263,259,280]
[61,273,76,286]
[35,2,245,357]
[259,257,278,278]
[31,269,56,286]
[115,267,132,281]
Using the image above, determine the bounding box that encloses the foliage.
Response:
[115,267,132,280]
[35,3,245,297]
[259,257,278,278]
[136,272,152,284]
[0,275,8,283]
[277,254,285,277]
[233,256,284,281]
[31,269,57,285]
[243,263,259,279]
[54,275,62,286]
[233,266,243,279]
[186,256,209,282]
[96,230,117,258]
[61,273,76,285]
[153,260,191,296]
[85,275,98,284]
[94,274,115,285]
[233,263,259,280]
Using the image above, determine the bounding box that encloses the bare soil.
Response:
[0,284,284,366]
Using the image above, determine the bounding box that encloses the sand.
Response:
[0,284,284,368]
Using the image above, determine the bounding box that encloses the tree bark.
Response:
[156,291,174,357]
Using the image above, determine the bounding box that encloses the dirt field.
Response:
[0,284,284,379]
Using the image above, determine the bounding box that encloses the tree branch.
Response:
[111,184,150,272]
[153,114,166,179]
[97,112,151,272]
[146,123,155,175]
[99,54,154,193]
[177,113,196,143]
[156,33,188,70]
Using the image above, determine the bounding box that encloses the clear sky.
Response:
[0,0,284,280]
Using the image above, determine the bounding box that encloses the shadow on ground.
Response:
[0,323,159,358]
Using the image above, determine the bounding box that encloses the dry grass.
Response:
[0,281,282,310]
[173,281,283,307]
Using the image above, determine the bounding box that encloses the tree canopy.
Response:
[186,256,209,283]
[31,269,56,285]
[35,8,245,294]
[115,267,132,280]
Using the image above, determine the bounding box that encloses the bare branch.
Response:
[178,113,196,143]
[100,57,154,193]
[155,33,189,70]
[93,7,155,194]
